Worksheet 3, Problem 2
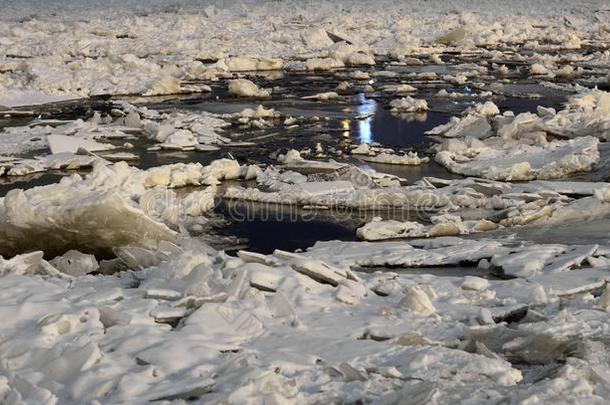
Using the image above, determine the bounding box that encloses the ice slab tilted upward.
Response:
[0,187,176,258]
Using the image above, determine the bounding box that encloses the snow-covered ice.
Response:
[428,97,606,180]
[1,0,610,403]
[5,231,610,402]
[351,143,430,165]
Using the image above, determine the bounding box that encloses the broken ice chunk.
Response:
[400,286,436,315]
[461,276,489,291]
[224,56,283,72]
[228,79,270,98]
[302,92,339,101]
[47,134,115,154]
[150,307,188,324]
[598,284,610,311]
[0,251,46,275]
[390,97,429,113]
[436,27,469,45]
[0,189,176,258]
[491,244,599,278]
[144,289,183,301]
[435,136,599,181]
[98,306,132,328]
[50,250,98,277]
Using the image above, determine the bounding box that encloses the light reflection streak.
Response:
[356,93,376,144]
[340,119,350,139]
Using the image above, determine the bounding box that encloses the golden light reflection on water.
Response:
[340,119,350,138]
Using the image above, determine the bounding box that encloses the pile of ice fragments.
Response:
[3,215,610,402]
[427,91,609,181]
[1,128,609,401]
[3,89,609,401]
[1,1,610,403]
[0,101,283,178]
[1,0,609,104]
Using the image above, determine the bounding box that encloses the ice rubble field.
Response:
[1,0,610,103]
[1,0,610,404]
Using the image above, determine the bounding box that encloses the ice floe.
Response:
[0,157,258,257]
[351,143,430,165]
[228,79,270,98]
[389,96,429,113]
[428,94,607,180]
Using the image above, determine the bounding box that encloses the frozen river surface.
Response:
[0,1,610,403]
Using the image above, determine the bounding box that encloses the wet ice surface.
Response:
[0,76,570,251]
[152,78,574,252]
[0,68,604,253]
[2,2,610,402]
